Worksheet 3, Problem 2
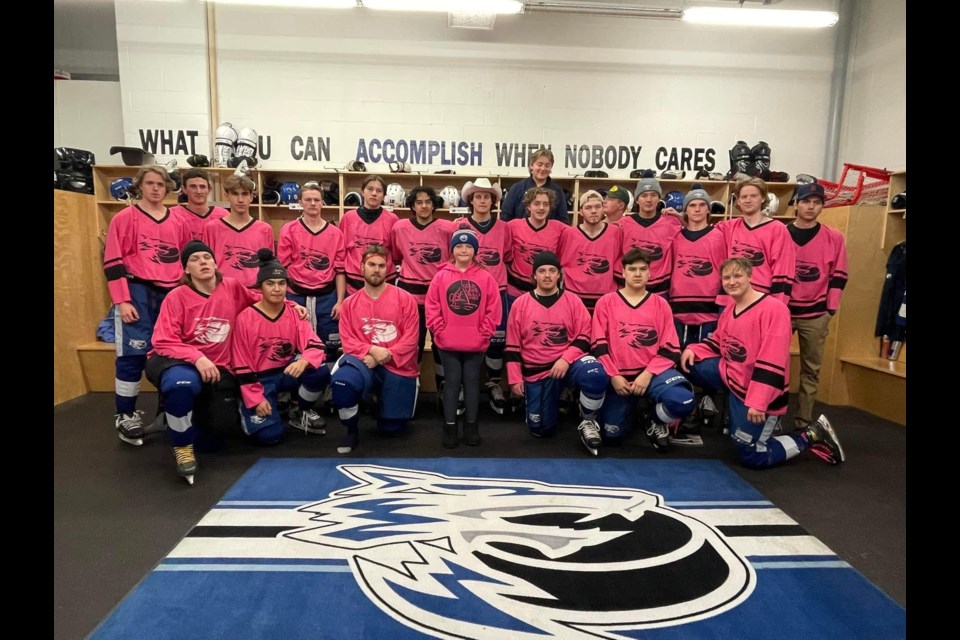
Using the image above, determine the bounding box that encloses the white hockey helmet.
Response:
[439,185,460,209]
[384,183,407,209]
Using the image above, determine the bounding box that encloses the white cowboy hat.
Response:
[461,177,502,203]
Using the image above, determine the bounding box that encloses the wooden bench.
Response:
[839,356,906,425]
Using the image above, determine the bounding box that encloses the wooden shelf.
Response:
[840,356,906,379]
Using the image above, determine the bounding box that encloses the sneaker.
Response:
[804,414,846,464]
[173,444,197,485]
[487,382,506,415]
[337,430,359,454]
[115,410,146,446]
[288,406,326,435]
[578,419,602,455]
[669,419,703,447]
[645,420,670,452]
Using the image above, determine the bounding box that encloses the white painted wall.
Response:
[53,80,124,166]
[839,0,906,172]
[116,1,847,179]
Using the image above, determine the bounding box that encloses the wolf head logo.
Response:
[283,465,755,639]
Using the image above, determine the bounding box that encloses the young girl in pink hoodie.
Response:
[425,228,502,448]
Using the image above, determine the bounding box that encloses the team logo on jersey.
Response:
[630,242,664,262]
[795,261,821,282]
[617,322,659,348]
[532,321,569,346]
[258,337,294,362]
[446,280,482,315]
[138,235,180,264]
[353,233,383,251]
[719,336,748,363]
[408,243,442,265]
[576,253,610,275]
[731,242,765,267]
[361,318,398,344]
[677,255,714,277]
[477,248,501,267]
[514,242,551,266]
[222,245,260,269]
[282,465,755,639]
[193,317,230,344]
[298,249,331,272]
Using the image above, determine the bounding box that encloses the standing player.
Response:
[592,249,695,452]
[425,229,501,448]
[232,250,331,446]
[680,258,845,468]
[716,177,796,305]
[506,187,566,303]
[506,251,608,454]
[331,245,420,454]
[499,147,570,223]
[103,165,191,445]
[602,184,632,224]
[390,185,451,389]
[667,185,729,445]
[786,182,848,430]
[277,181,346,372]
[340,175,399,295]
[558,190,621,314]
[170,169,229,241]
[202,174,274,288]
[617,174,682,295]
[144,240,259,483]
[458,177,513,414]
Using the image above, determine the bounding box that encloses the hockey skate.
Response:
[288,406,326,435]
[577,419,602,456]
[486,381,506,415]
[115,410,146,446]
[804,414,846,464]
[173,444,197,485]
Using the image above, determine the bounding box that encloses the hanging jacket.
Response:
[875,241,906,341]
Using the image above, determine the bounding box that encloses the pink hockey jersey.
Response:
[505,290,593,385]
[170,205,229,242]
[231,303,327,408]
[505,218,566,298]
[717,217,796,304]
[148,277,259,368]
[391,218,453,305]
[787,222,848,319]
[202,217,276,289]
[103,205,192,304]
[457,217,512,292]
[668,225,727,325]
[277,218,346,295]
[340,208,400,294]
[591,290,681,380]
[558,223,621,311]
[339,284,420,378]
[425,263,501,353]
[616,213,682,295]
[685,294,791,414]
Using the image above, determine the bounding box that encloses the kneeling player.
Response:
[232,250,331,447]
[331,245,420,454]
[680,258,845,468]
[505,251,608,453]
[592,249,695,452]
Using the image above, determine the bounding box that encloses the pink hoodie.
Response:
[425,262,502,353]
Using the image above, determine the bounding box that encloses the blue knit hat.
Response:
[450,228,480,253]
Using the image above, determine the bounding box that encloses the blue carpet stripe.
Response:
[162,558,349,566]
[156,564,353,573]
[216,501,308,508]
[667,501,775,508]
[752,561,852,569]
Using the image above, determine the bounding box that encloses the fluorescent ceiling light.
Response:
[362,1,522,14]
[683,7,839,28]
[206,0,355,7]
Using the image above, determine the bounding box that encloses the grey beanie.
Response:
[684,188,711,210]
[634,177,663,199]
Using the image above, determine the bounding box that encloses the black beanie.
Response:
[532,250,561,272]
[255,248,288,286]
[181,240,214,267]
